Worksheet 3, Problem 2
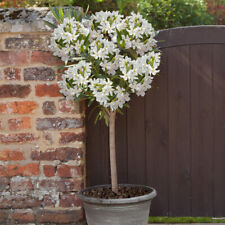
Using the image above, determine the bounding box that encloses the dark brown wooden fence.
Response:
[86,26,225,216]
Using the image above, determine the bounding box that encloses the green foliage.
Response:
[23,0,74,6]
[149,216,225,223]
[138,0,215,30]
[72,0,136,15]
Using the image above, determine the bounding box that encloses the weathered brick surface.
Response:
[4,67,21,80]
[0,178,9,192]
[31,147,82,161]
[0,84,31,98]
[0,210,8,223]
[0,163,40,177]
[57,165,82,178]
[31,51,63,65]
[10,177,34,192]
[38,179,82,192]
[42,101,56,115]
[8,117,31,131]
[11,209,35,223]
[0,8,85,225]
[42,194,57,207]
[24,67,55,81]
[7,101,38,114]
[60,132,85,144]
[59,99,81,113]
[43,165,56,177]
[0,101,38,114]
[0,149,24,161]
[0,196,41,209]
[5,37,48,50]
[35,84,61,97]
[0,133,39,144]
[36,117,83,130]
[60,193,82,207]
[36,209,82,224]
[0,51,28,66]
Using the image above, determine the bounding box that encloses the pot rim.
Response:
[78,184,157,205]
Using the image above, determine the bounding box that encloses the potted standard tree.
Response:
[46,7,161,225]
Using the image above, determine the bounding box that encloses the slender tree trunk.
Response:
[109,110,118,194]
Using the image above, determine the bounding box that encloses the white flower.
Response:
[49,10,161,111]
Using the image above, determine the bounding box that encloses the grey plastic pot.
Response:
[78,184,157,225]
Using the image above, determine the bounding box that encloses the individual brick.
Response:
[31,51,63,66]
[0,84,31,98]
[0,51,28,66]
[43,165,55,177]
[0,149,24,161]
[56,147,82,162]
[42,131,54,145]
[0,210,8,223]
[60,194,82,207]
[59,132,84,144]
[11,209,35,223]
[31,150,55,161]
[8,117,31,131]
[37,179,82,192]
[5,37,48,50]
[0,103,7,113]
[4,67,21,80]
[10,177,34,192]
[58,99,81,114]
[31,147,82,162]
[57,165,82,178]
[42,101,56,115]
[0,133,39,144]
[36,117,83,130]
[35,84,61,97]
[24,67,55,81]
[36,209,82,224]
[0,163,40,177]
[0,195,41,209]
[0,178,9,192]
[22,163,40,176]
[7,101,38,114]
[42,195,57,207]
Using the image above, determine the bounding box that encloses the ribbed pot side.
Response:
[79,184,157,225]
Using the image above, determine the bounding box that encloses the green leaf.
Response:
[88,98,95,107]
[84,5,89,17]
[104,113,109,126]
[49,6,61,23]
[116,28,122,41]
[84,33,90,47]
[70,57,85,61]
[69,5,75,19]
[43,20,57,29]
[58,7,64,22]
[117,108,124,115]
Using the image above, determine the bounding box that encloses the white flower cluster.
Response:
[50,11,161,111]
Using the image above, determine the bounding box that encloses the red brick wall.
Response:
[0,15,85,225]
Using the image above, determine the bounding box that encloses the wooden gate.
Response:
[86,26,225,216]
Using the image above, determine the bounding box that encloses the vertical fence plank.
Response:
[168,46,191,216]
[86,106,109,186]
[190,45,214,216]
[127,96,146,184]
[213,44,225,216]
[86,27,225,217]
[145,48,169,216]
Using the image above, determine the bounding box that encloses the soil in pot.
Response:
[83,186,151,199]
